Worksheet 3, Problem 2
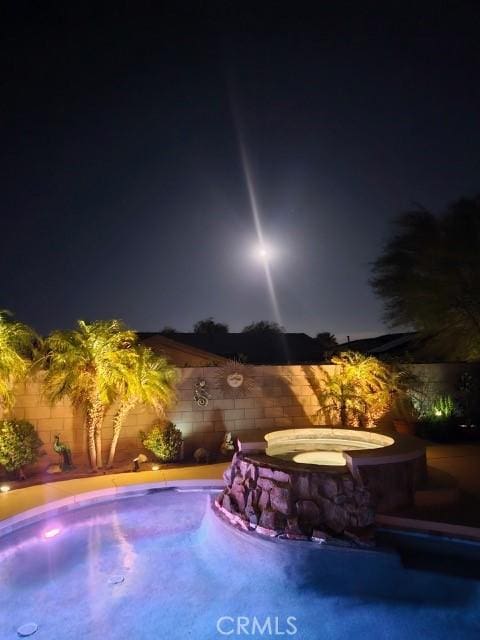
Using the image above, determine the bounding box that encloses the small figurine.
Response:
[133,453,148,471]
[53,434,74,471]
[220,432,235,456]
[193,447,210,464]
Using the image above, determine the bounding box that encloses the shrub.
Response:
[430,394,456,420]
[140,422,183,462]
[0,420,43,475]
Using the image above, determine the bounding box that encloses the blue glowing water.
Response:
[0,489,479,639]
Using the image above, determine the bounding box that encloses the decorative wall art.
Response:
[193,379,211,406]
[215,360,255,398]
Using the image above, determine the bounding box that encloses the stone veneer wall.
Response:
[216,452,375,541]
[6,362,473,469]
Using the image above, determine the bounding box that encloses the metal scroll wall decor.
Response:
[194,379,211,406]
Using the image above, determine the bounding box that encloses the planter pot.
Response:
[393,419,416,436]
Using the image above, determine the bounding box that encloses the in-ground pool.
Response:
[1,489,480,639]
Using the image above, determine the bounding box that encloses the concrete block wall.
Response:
[8,362,475,468]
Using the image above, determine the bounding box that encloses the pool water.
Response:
[0,489,479,639]
[293,451,347,466]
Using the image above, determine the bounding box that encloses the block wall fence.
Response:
[7,362,473,469]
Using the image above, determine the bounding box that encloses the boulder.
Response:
[230,484,246,512]
[294,474,310,499]
[245,506,258,527]
[270,485,292,515]
[259,508,287,531]
[259,466,275,479]
[257,477,274,491]
[324,503,348,533]
[258,489,270,511]
[296,500,322,533]
[273,470,290,484]
[285,517,309,540]
[321,476,339,499]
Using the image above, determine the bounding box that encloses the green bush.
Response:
[0,420,43,473]
[140,422,183,462]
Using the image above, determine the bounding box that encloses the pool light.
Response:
[16,622,38,637]
[43,527,61,539]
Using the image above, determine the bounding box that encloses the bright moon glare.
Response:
[256,244,272,261]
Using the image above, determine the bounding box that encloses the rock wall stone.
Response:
[216,452,376,542]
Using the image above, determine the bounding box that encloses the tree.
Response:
[0,310,37,416]
[106,346,177,467]
[44,320,137,471]
[371,197,480,361]
[315,332,337,350]
[242,320,285,334]
[193,317,229,335]
[160,326,177,336]
[318,351,399,428]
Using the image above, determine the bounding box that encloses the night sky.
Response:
[2,4,479,341]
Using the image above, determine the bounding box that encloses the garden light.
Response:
[0,484,11,493]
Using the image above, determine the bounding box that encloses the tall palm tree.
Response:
[43,320,137,471]
[106,346,177,467]
[0,310,36,416]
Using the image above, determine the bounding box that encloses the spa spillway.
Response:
[216,427,427,541]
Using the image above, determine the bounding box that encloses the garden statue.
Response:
[193,447,210,464]
[53,434,74,471]
[220,432,235,456]
[194,379,211,407]
[133,453,147,472]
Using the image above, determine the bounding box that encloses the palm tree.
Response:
[106,346,177,467]
[319,351,395,428]
[0,310,36,416]
[43,320,137,471]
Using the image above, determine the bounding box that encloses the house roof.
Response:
[139,333,227,367]
[140,332,327,365]
[337,332,417,355]
[335,331,445,361]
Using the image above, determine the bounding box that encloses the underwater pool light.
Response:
[43,527,60,539]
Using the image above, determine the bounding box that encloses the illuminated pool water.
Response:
[0,489,479,639]
[292,450,347,466]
